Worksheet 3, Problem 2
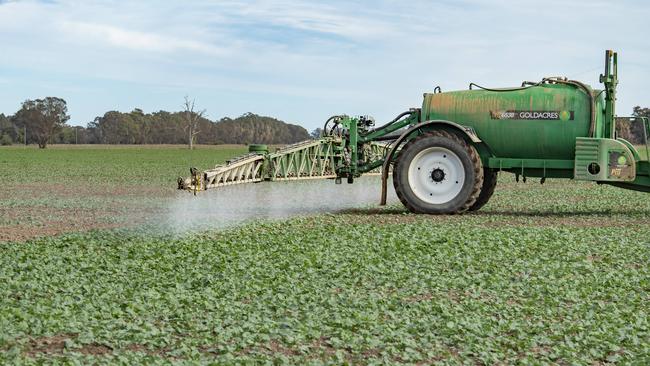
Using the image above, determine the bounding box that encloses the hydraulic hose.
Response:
[469,82,542,92]
[366,110,414,135]
[373,134,401,141]
[322,115,340,136]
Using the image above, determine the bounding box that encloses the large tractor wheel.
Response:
[468,168,498,212]
[393,131,483,214]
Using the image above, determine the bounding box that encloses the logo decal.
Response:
[490,110,574,121]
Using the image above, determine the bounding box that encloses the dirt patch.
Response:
[20,334,466,364]
[405,293,434,303]
[23,333,113,357]
[0,223,123,243]
[126,343,173,357]
[24,333,76,357]
[78,343,113,355]
[0,183,169,200]
[231,336,370,362]
[0,203,154,242]
[125,344,149,353]
[310,336,337,357]
[362,347,382,358]
[265,340,301,356]
[415,346,462,365]
[0,178,177,242]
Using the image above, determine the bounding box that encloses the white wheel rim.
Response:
[407,147,465,205]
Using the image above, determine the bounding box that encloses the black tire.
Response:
[468,168,497,212]
[393,130,483,214]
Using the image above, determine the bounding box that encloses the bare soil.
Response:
[0,184,167,242]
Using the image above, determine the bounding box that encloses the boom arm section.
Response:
[178,111,424,195]
[177,136,390,194]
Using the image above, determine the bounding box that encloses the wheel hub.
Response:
[431,168,445,182]
[407,146,465,205]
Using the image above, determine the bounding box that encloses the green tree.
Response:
[0,114,15,143]
[0,133,12,146]
[12,97,70,148]
[212,113,310,144]
[94,111,130,144]
[633,106,650,119]
[631,106,650,143]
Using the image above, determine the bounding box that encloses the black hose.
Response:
[331,122,341,137]
[373,134,400,141]
[469,82,542,92]
[366,110,413,135]
[322,115,339,136]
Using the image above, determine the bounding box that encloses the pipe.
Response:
[322,115,339,136]
[469,82,541,92]
[372,134,401,142]
[366,110,413,135]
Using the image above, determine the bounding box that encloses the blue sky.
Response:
[0,0,649,131]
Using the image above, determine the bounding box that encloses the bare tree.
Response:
[182,96,206,149]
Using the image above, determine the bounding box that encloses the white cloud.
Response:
[0,0,649,128]
[226,1,394,39]
[59,21,226,56]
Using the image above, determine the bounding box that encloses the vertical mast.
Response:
[600,50,618,138]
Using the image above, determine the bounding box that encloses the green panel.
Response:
[422,83,604,160]
[487,158,573,170]
[639,161,650,176]
[487,158,574,178]
[574,138,600,180]
[574,137,636,182]
[616,138,642,162]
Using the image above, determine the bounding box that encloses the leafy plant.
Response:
[0,146,648,364]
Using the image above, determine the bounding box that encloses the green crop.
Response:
[0,145,649,364]
[0,145,248,241]
[1,215,649,365]
[0,144,248,187]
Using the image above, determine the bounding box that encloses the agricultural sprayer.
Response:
[179,51,650,214]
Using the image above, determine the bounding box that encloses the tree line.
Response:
[0,97,312,148]
[616,106,650,145]
[1,97,648,148]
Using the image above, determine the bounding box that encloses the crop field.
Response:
[0,145,248,242]
[0,145,649,365]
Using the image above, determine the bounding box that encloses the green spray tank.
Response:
[179,50,649,214]
[423,80,600,160]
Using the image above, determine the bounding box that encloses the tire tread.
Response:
[469,169,498,211]
[393,130,483,214]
